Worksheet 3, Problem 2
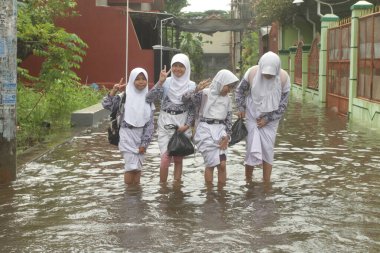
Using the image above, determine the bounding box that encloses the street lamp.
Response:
[160,17,174,69]
[126,0,129,78]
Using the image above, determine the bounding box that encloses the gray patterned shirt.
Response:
[102,93,154,148]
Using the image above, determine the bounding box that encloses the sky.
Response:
[181,0,231,12]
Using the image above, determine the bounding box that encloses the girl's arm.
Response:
[235,78,249,113]
[262,91,290,122]
[145,82,164,104]
[261,72,291,123]
[102,93,121,112]
[225,111,233,136]
[182,90,202,105]
[140,109,155,148]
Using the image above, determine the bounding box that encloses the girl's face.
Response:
[220,83,236,96]
[171,62,186,78]
[263,74,275,80]
[134,73,147,90]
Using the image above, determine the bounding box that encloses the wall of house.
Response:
[282,22,314,50]
[200,32,232,79]
[284,1,380,129]
[202,32,230,54]
[21,0,154,88]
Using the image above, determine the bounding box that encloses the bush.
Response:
[17,83,106,152]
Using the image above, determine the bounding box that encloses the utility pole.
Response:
[0,0,17,184]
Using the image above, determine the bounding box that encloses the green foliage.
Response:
[17,84,105,151]
[241,31,260,74]
[165,0,188,15]
[179,32,204,82]
[16,0,105,151]
[255,0,297,26]
[181,10,230,19]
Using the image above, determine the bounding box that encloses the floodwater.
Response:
[1,97,379,252]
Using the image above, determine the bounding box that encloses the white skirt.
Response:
[193,122,227,167]
[245,118,279,166]
[119,126,144,172]
[157,110,192,155]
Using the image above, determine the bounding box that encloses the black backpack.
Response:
[107,93,126,146]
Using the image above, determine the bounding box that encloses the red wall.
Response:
[21,0,155,88]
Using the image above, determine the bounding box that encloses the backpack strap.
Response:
[118,92,126,112]
[198,91,208,118]
[247,66,288,89]
[247,66,259,85]
[110,92,126,121]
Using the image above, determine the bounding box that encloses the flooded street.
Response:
[1,97,379,252]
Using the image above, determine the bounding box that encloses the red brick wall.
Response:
[21,0,155,88]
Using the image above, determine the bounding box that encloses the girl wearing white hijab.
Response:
[184,69,239,186]
[146,53,196,183]
[235,51,291,183]
[102,68,155,185]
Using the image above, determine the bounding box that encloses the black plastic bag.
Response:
[229,118,248,146]
[166,124,195,156]
[107,118,119,146]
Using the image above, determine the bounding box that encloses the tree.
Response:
[179,32,204,81]
[165,0,188,14]
[255,0,296,27]
[241,31,260,74]
[17,0,88,119]
[16,0,102,150]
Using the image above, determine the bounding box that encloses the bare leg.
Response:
[124,172,134,185]
[204,167,214,185]
[173,156,183,182]
[160,152,171,183]
[263,161,272,182]
[245,165,254,183]
[133,171,141,184]
[217,160,226,186]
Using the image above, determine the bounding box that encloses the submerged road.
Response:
[1,96,379,252]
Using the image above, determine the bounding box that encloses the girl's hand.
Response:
[110,78,125,96]
[256,117,267,128]
[138,147,146,154]
[177,125,189,133]
[219,136,229,150]
[159,65,171,86]
[237,111,245,119]
[195,78,212,92]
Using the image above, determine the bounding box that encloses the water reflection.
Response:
[1,97,379,252]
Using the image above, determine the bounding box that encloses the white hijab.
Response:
[203,69,239,120]
[250,51,282,113]
[166,53,191,104]
[123,68,152,127]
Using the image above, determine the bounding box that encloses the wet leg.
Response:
[160,152,171,183]
[124,172,134,185]
[133,171,141,184]
[173,156,183,182]
[263,161,272,182]
[217,160,226,186]
[204,167,214,185]
[245,165,254,183]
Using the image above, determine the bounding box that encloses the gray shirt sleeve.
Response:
[141,109,155,148]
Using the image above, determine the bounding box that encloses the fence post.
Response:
[302,44,311,96]
[289,46,297,86]
[318,14,339,103]
[348,1,373,117]
[0,0,17,184]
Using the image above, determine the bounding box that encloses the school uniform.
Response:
[146,54,196,155]
[102,68,155,172]
[235,52,291,166]
[191,70,239,167]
